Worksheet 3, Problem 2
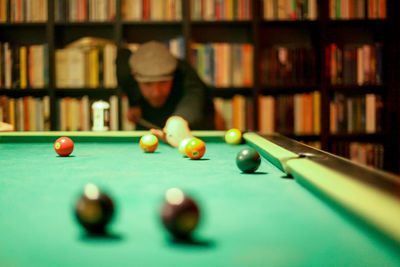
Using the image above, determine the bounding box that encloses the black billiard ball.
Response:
[161,188,200,239]
[236,147,261,173]
[74,184,115,233]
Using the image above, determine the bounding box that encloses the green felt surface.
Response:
[0,139,400,267]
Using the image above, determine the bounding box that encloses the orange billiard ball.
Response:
[140,134,159,153]
[54,137,74,157]
[185,138,205,160]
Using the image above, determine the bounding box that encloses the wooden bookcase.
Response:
[0,0,399,173]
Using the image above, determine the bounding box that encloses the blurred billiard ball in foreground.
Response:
[54,137,74,157]
[140,134,159,153]
[161,188,200,239]
[75,184,115,233]
[236,147,261,173]
[225,128,242,145]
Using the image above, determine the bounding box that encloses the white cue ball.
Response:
[179,138,193,157]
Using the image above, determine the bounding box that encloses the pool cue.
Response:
[137,118,162,130]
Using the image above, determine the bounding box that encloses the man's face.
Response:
[138,80,173,108]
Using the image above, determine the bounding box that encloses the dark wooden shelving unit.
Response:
[260,85,320,95]
[55,89,117,98]
[211,87,253,98]
[327,85,389,95]
[0,0,398,173]
[0,89,49,97]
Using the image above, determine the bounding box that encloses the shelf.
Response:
[55,88,117,98]
[191,20,251,26]
[191,21,252,43]
[0,24,47,43]
[327,19,388,27]
[211,87,253,98]
[122,23,183,43]
[329,133,387,142]
[122,21,181,26]
[55,22,115,26]
[54,24,115,46]
[260,85,320,95]
[261,20,319,28]
[0,22,47,27]
[0,89,49,97]
[328,84,388,95]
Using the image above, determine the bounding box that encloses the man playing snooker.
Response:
[116,41,215,146]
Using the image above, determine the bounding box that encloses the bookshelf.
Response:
[0,0,399,173]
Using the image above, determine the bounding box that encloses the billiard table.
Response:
[0,131,399,266]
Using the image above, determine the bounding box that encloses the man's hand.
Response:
[125,106,142,124]
[150,116,193,147]
[150,128,168,144]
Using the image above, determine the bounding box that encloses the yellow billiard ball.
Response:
[225,128,242,145]
[140,134,159,153]
[185,138,206,160]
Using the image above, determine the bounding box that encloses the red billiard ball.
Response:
[54,137,74,157]
[75,183,115,233]
[140,134,159,153]
[161,188,200,239]
[185,138,206,160]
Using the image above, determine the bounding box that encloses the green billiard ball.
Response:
[236,147,261,173]
[225,128,242,145]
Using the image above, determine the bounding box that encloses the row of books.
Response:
[0,95,50,131]
[55,0,116,22]
[329,0,386,19]
[258,92,321,134]
[0,95,137,131]
[263,0,317,20]
[56,41,117,88]
[56,95,136,131]
[0,43,48,89]
[214,95,255,131]
[213,92,321,134]
[191,43,253,87]
[191,0,252,21]
[122,0,182,21]
[326,43,383,85]
[260,45,315,86]
[56,96,119,131]
[332,141,384,169]
[330,93,383,134]
[127,36,185,60]
[0,0,48,22]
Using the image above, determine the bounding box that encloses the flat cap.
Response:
[129,41,178,82]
